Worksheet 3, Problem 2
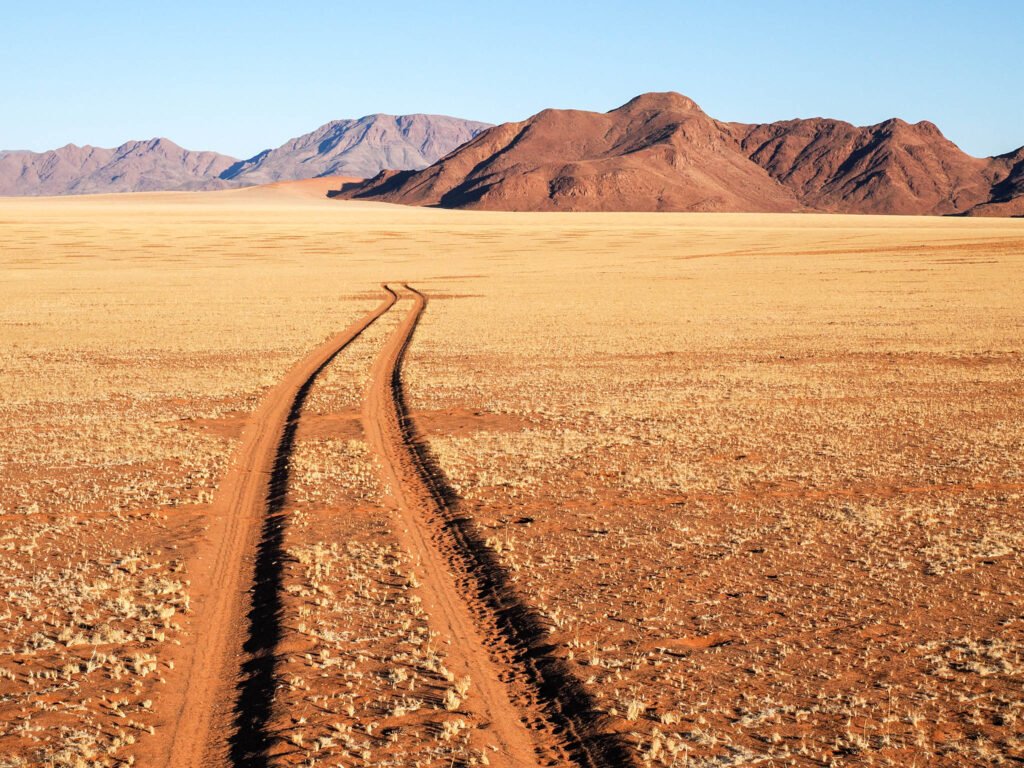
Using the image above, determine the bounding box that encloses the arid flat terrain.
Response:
[0,185,1022,767]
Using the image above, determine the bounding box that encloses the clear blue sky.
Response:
[3,1,1021,159]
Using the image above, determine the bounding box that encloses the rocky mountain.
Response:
[965,148,1024,217]
[334,94,799,212]
[335,93,1024,216]
[220,114,492,184]
[729,117,998,215]
[0,139,237,196]
[0,114,489,196]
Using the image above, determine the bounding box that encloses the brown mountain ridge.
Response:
[334,92,1024,216]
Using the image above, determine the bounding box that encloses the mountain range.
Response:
[335,92,1024,217]
[4,94,1022,216]
[0,114,491,196]
[0,139,237,196]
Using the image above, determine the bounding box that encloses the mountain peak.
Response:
[873,117,946,140]
[614,92,702,114]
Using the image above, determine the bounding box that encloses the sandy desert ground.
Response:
[0,181,1022,767]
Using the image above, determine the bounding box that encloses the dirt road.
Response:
[147,282,633,767]
[149,289,397,767]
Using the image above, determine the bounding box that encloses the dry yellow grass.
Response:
[0,186,1021,766]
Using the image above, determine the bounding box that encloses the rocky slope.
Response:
[963,148,1024,217]
[730,117,996,215]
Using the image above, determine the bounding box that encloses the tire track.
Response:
[362,284,640,768]
[151,287,397,768]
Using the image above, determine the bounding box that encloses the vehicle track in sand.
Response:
[150,287,398,768]
[148,281,636,768]
[363,284,640,768]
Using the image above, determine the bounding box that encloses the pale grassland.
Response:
[0,186,1022,766]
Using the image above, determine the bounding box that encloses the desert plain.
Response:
[0,180,1022,767]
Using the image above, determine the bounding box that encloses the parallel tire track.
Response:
[363,284,640,768]
[154,287,397,768]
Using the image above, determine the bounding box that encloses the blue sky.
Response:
[3,1,1021,159]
